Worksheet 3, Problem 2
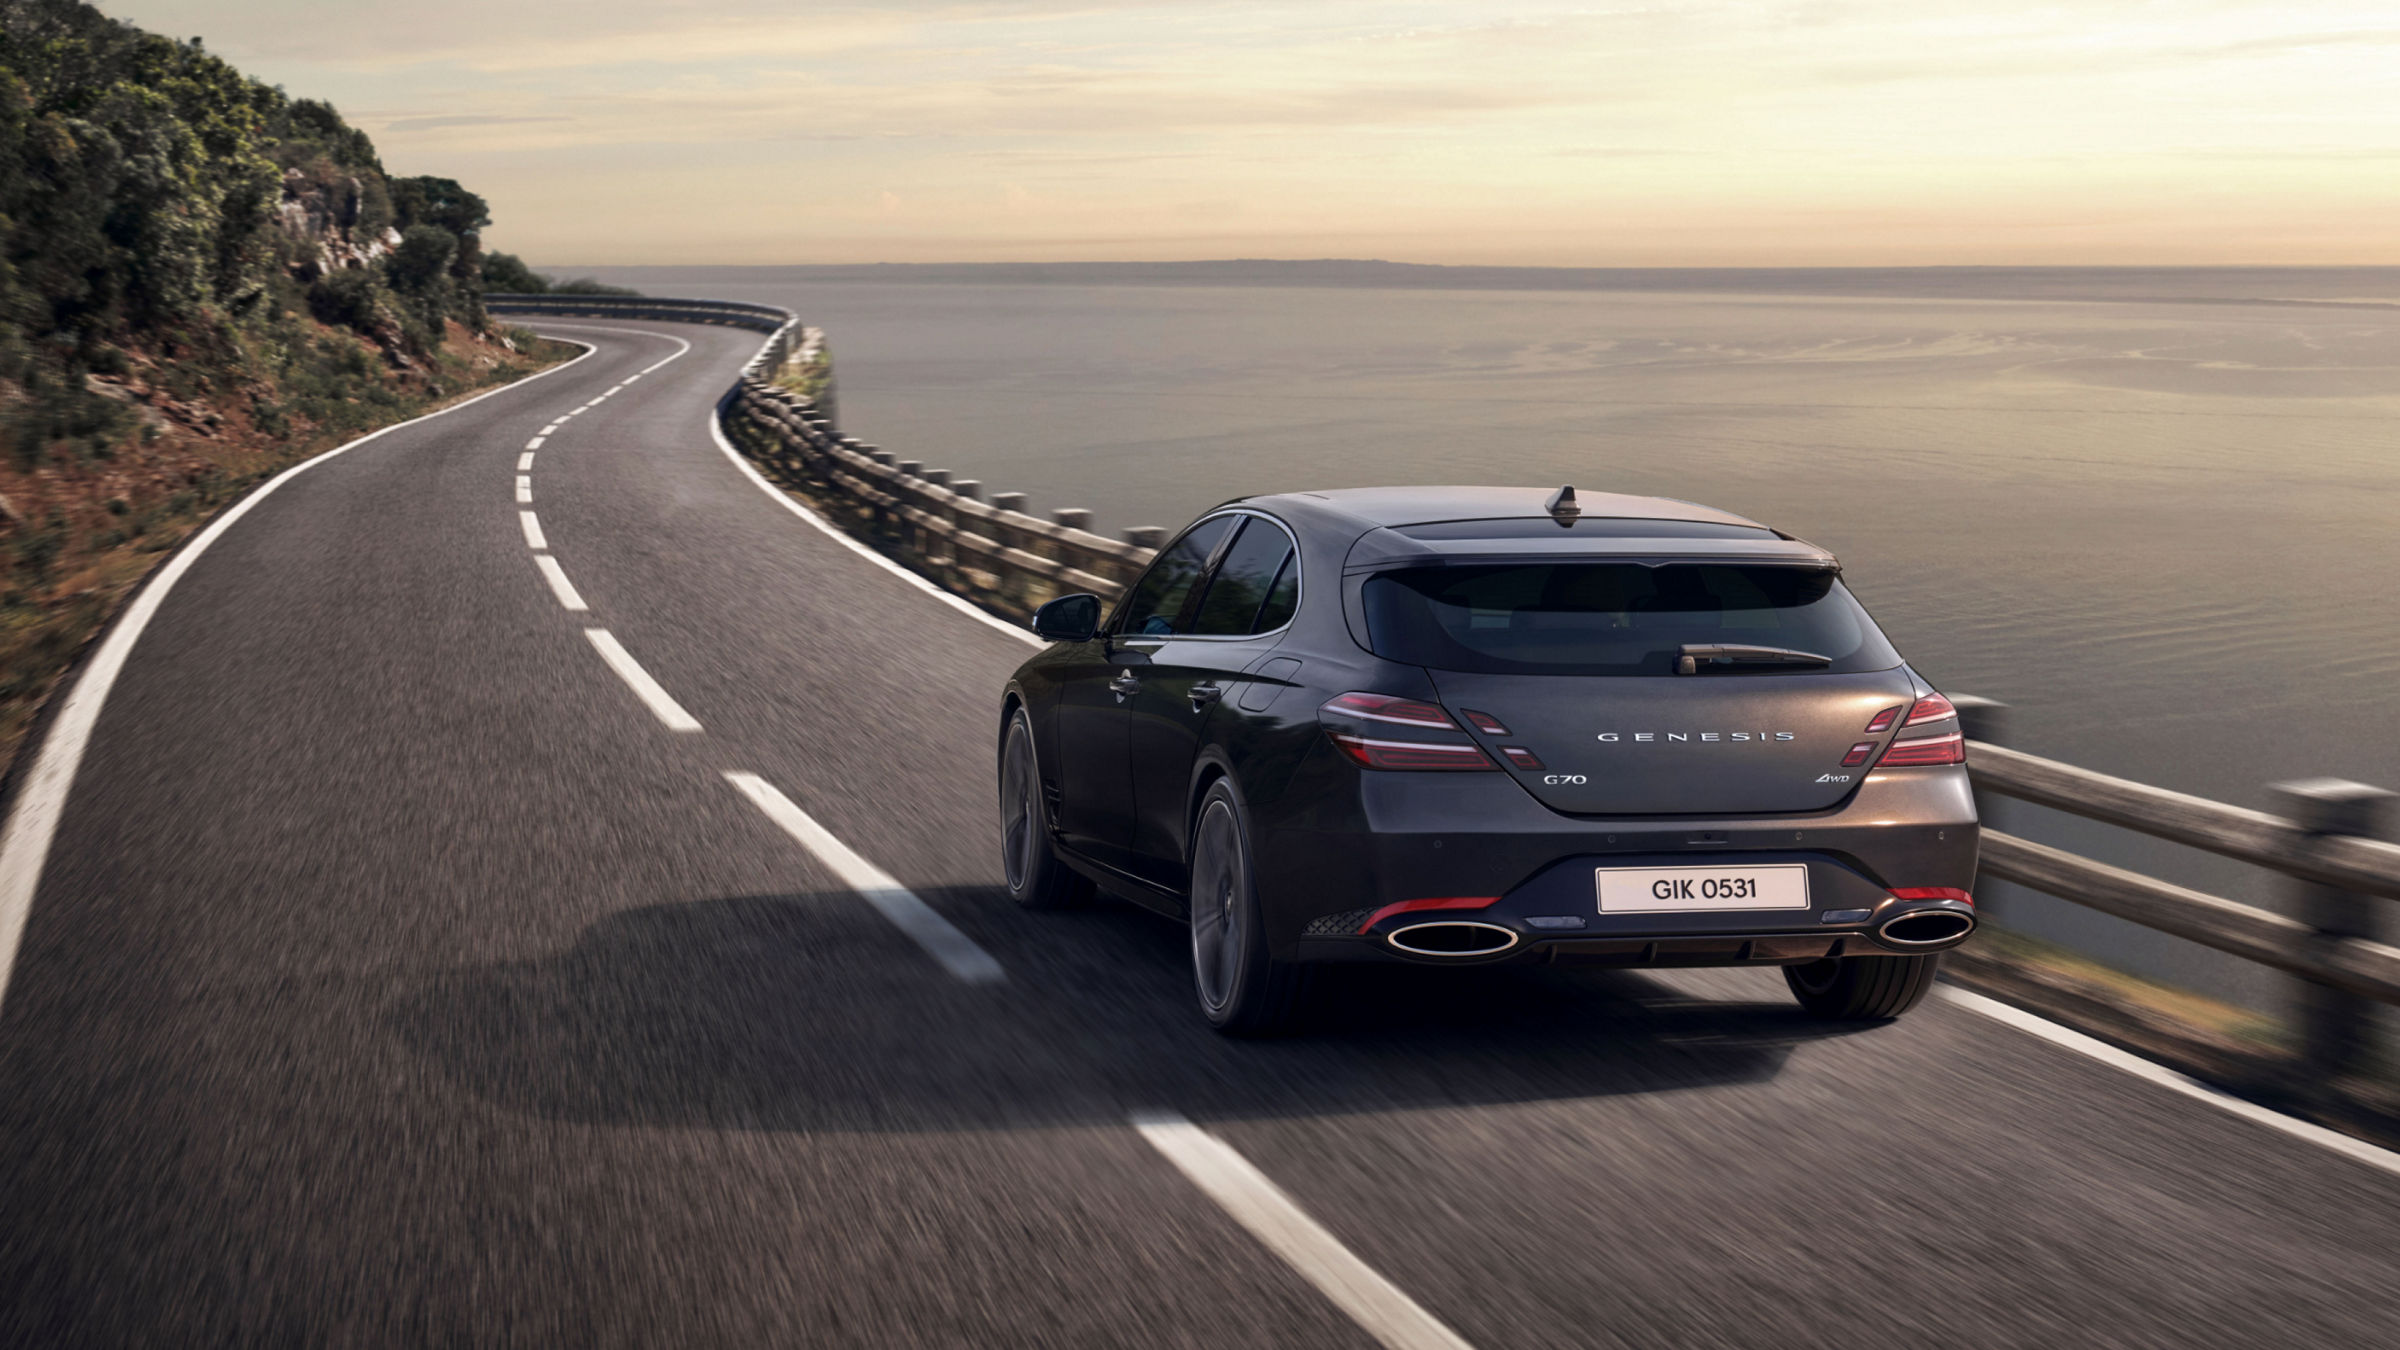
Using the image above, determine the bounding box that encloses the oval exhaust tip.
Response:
[1877,910,1976,949]
[1387,921,1519,958]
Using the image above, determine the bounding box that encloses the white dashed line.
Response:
[515,475,533,504]
[518,452,535,471]
[1941,988,2400,1179]
[519,511,547,551]
[526,436,545,450]
[607,385,624,395]
[623,373,641,383]
[585,629,701,732]
[1132,1112,1474,1350]
[534,555,586,611]
[541,424,561,435]
[721,772,1005,983]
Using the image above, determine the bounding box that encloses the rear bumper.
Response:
[1252,751,1978,960]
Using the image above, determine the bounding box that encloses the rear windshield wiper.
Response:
[1676,643,1833,674]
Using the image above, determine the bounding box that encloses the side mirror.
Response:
[1030,593,1102,643]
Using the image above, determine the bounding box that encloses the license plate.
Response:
[1596,864,1810,913]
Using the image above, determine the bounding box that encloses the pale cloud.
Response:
[95,0,2400,264]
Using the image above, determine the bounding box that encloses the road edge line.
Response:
[1131,1110,1476,1350]
[705,388,1043,650]
[1939,986,2400,1179]
[0,338,601,1011]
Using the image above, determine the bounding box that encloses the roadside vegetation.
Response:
[0,0,581,761]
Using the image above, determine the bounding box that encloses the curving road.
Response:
[0,317,2394,1348]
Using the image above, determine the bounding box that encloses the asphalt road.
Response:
[0,318,2394,1349]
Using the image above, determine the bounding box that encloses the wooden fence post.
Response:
[2269,778,2394,1084]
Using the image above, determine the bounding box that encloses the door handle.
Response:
[1109,671,1141,701]
[1187,682,1224,711]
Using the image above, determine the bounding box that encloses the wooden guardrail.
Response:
[1954,700,2398,1084]
[496,293,2399,1098]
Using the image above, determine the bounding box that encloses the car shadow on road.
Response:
[389,889,1873,1134]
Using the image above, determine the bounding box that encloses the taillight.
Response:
[1462,709,1510,735]
[1320,692,1497,772]
[1877,732,1965,766]
[1904,693,1957,726]
[1499,746,1544,770]
[1326,735,1497,771]
[1840,742,1877,768]
[1321,692,1457,728]
[1864,705,1902,733]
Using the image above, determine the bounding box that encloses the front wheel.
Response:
[999,707,1093,909]
[1187,781,1309,1036]
[1784,953,1941,1020]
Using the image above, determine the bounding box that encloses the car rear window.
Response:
[1361,562,1900,676]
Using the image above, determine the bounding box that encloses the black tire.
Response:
[1186,780,1309,1036]
[1784,953,1941,1020]
[999,706,1093,909]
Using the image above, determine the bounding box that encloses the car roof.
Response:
[1215,486,1839,572]
[1233,485,1767,533]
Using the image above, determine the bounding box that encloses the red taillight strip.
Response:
[1864,705,1903,733]
[1890,886,1973,906]
[1356,896,1502,934]
[1327,733,1497,771]
[1877,731,1964,767]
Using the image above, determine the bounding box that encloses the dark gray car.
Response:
[999,486,1979,1034]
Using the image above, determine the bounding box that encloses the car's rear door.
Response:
[1123,514,1299,891]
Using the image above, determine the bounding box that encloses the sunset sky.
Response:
[105,1,2400,266]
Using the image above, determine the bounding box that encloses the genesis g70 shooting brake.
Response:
[998,486,1979,1034]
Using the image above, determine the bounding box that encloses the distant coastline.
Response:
[549,260,2400,305]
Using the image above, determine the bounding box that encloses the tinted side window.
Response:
[1119,516,1236,636]
[1190,519,1295,636]
[1253,553,1299,632]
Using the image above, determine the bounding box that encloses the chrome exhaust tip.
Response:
[1387,921,1520,959]
[1872,903,1977,952]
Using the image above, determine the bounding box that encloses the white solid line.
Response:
[517,452,535,471]
[526,436,545,450]
[0,337,600,1011]
[585,629,702,732]
[519,511,547,551]
[1132,1111,1474,1350]
[1940,987,2400,1180]
[534,555,586,611]
[706,393,1042,650]
[721,772,1004,983]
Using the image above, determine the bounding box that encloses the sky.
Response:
[104,1,2400,266]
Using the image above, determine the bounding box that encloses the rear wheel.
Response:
[1187,780,1308,1036]
[1000,707,1093,909]
[1784,953,1940,1020]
